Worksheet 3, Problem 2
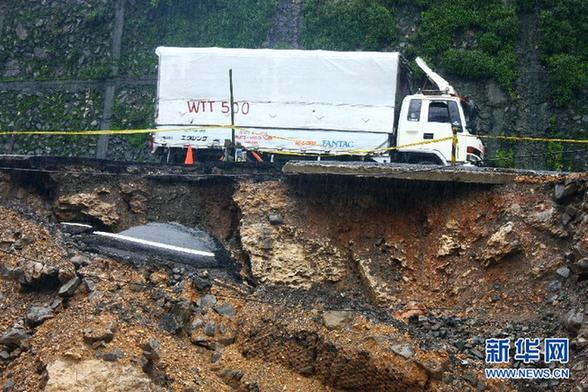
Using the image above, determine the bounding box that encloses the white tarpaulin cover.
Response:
[154,47,399,154]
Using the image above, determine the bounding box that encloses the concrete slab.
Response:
[282,161,572,184]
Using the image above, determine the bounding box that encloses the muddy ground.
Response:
[0,165,587,391]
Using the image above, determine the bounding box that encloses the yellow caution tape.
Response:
[475,134,588,144]
[0,126,586,158]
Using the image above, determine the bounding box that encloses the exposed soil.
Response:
[1,166,588,391]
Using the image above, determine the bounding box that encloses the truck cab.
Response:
[394,58,485,165]
[396,93,484,165]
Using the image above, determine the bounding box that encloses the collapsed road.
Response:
[77,222,235,272]
[0,158,588,391]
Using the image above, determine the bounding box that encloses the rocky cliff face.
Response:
[0,0,585,169]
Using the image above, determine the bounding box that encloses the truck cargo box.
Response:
[154,47,400,155]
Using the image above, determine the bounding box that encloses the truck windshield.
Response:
[428,100,462,131]
[428,101,450,123]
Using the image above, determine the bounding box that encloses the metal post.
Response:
[451,124,458,165]
[229,69,235,162]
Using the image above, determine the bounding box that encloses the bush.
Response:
[493,149,514,168]
[546,54,588,107]
[301,0,397,51]
[413,0,519,92]
[539,0,588,106]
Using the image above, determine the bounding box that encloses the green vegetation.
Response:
[301,0,396,50]
[538,0,588,106]
[412,0,519,93]
[492,148,515,168]
[121,0,277,77]
[546,142,565,171]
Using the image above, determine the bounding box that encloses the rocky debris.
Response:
[521,205,568,237]
[119,181,148,215]
[2,380,15,392]
[235,181,346,288]
[576,257,588,274]
[102,348,124,362]
[191,318,205,331]
[437,234,462,257]
[322,310,355,330]
[213,303,236,318]
[211,350,223,364]
[142,340,160,361]
[159,300,190,334]
[0,324,30,349]
[554,181,579,202]
[70,255,91,268]
[355,257,397,306]
[479,222,521,266]
[556,266,570,279]
[565,310,584,334]
[45,359,154,391]
[192,275,212,291]
[5,261,62,290]
[219,368,244,389]
[58,276,81,297]
[159,313,182,334]
[83,278,97,292]
[25,305,54,327]
[149,271,168,285]
[190,335,220,351]
[204,321,216,337]
[83,324,115,346]
[268,213,283,225]
[390,343,415,359]
[55,192,120,227]
[198,294,217,309]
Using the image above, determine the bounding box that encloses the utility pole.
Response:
[229,69,236,162]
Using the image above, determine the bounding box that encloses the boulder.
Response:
[565,310,584,334]
[213,303,236,318]
[576,258,588,273]
[198,294,217,308]
[83,325,115,345]
[437,234,462,257]
[390,343,415,359]
[58,276,81,297]
[25,305,54,327]
[322,310,355,330]
[480,222,521,266]
[268,213,284,225]
[55,193,120,227]
[0,325,30,348]
[45,360,153,391]
[554,181,579,202]
[141,340,160,361]
[204,321,216,337]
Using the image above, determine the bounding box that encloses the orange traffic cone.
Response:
[184,145,194,165]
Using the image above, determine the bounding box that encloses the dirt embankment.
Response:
[0,168,587,391]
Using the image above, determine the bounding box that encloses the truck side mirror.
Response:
[451,121,462,133]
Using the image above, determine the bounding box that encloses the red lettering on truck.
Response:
[188,100,251,115]
[187,100,201,113]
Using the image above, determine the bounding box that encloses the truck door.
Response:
[422,100,462,162]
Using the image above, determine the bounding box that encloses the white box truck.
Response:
[151,47,484,165]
